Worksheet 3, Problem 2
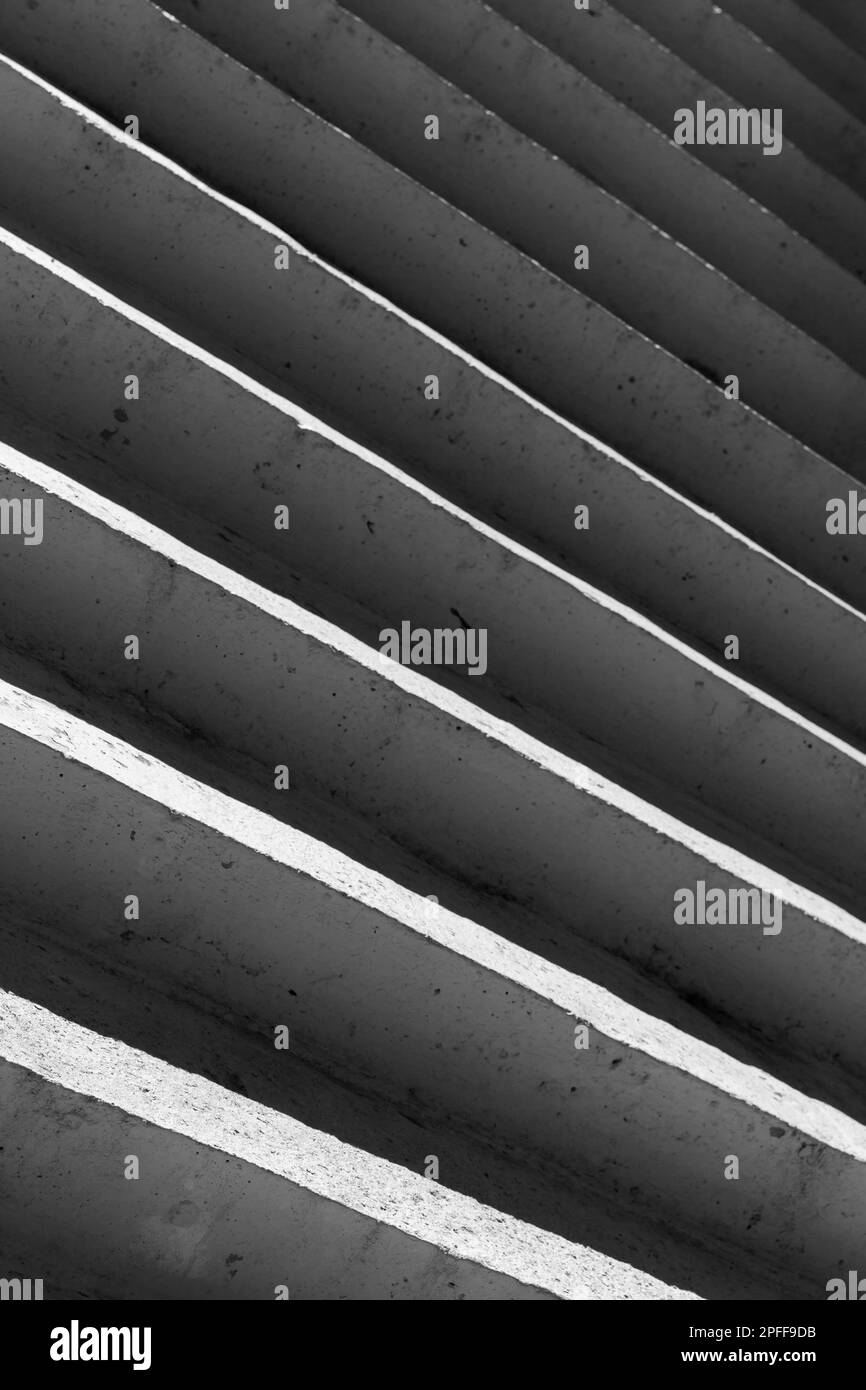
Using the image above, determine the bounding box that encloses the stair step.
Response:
[2,515,866,1099]
[6,437,866,931]
[3,992,680,1300]
[3,230,866,753]
[0,0,862,1302]
[6,0,866,453]
[1,687,864,1288]
[608,0,866,198]
[0,910,801,1299]
[793,0,866,63]
[153,0,866,368]
[1,88,865,621]
[720,0,866,122]
[476,0,866,279]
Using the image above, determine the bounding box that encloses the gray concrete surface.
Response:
[2,228,866,761]
[2,546,866,1096]
[721,0,866,123]
[794,0,866,61]
[6,440,866,935]
[4,994,691,1300]
[480,0,866,280]
[609,0,866,196]
[0,908,822,1299]
[0,0,863,1304]
[3,136,866,632]
[2,53,862,506]
[1,689,865,1282]
[3,0,864,464]
[322,0,866,352]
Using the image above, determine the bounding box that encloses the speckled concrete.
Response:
[246,0,866,365]
[0,993,704,1300]
[1,0,863,462]
[0,682,865,1286]
[720,0,866,124]
[608,0,866,197]
[0,0,863,1303]
[0,910,819,1300]
[0,58,864,551]
[4,230,866,748]
[5,440,866,936]
[794,0,866,62]
[479,0,866,280]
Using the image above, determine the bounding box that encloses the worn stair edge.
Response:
[720,0,866,123]
[3,253,866,754]
[7,55,866,497]
[478,0,866,279]
[8,441,866,932]
[5,237,866,722]
[16,622,861,1135]
[793,0,866,63]
[2,550,866,1091]
[0,694,865,1279]
[0,910,808,1301]
[0,995,694,1301]
[3,137,866,631]
[608,0,866,195]
[168,0,866,346]
[6,0,866,463]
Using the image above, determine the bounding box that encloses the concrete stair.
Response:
[0,0,864,1300]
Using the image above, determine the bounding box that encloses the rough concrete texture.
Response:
[719,0,866,125]
[1,994,702,1301]
[3,233,866,753]
[305,0,866,364]
[0,0,864,1301]
[2,0,863,465]
[6,442,866,936]
[1,683,866,1285]
[608,0,866,196]
[0,910,820,1300]
[4,50,864,510]
[18,123,866,595]
[482,0,866,280]
[794,0,866,61]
